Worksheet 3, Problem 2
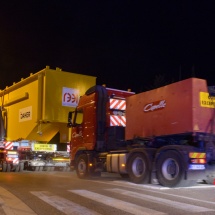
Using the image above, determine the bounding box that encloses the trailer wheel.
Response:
[2,163,6,172]
[127,153,150,184]
[24,161,29,170]
[0,161,3,172]
[15,165,19,172]
[156,151,187,187]
[7,164,11,172]
[76,154,89,179]
[19,163,24,172]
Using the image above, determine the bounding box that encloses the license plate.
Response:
[189,164,205,170]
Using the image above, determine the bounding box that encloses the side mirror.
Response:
[67,111,73,128]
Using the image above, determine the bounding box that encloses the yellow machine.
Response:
[0,66,96,152]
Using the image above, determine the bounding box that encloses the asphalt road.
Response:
[0,171,215,215]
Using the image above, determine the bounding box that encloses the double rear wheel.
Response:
[127,153,150,184]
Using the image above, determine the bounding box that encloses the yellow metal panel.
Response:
[26,123,59,142]
[200,92,215,108]
[44,69,96,123]
[5,80,39,141]
[1,67,96,143]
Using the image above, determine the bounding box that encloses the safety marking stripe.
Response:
[110,99,126,110]
[110,115,126,126]
[13,158,19,164]
[106,188,214,213]
[31,191,101,215]
[67,144,70,152]
[5,142,13,150]
[189,152,206,158]
[0,186,36,215]
[70,189,166,215]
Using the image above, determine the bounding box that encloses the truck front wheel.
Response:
[76,154,89,179]
[127,153,150,184]
[156,151,186,187]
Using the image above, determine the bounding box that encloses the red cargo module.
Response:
[126,78,215,139]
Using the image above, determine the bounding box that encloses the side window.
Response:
[76,109,83,125]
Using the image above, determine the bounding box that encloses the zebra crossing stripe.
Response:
[70,189,166,215]
[30,191,101,215]
[107,188,214,213]
[0,187,36,215]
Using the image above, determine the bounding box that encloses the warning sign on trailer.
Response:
[200,92,215,108]
[33,144,56,152]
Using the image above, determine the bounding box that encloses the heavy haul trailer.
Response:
[0,66,96,172]
[68,78,215,187]
[0,148,23,172]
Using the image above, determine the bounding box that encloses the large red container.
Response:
[125,78,215,140]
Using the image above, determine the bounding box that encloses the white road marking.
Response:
[89,179,215,205]
[31,191,101,215]
[107,188,214,213]
[70,189,166,215]
[0,187,36,215]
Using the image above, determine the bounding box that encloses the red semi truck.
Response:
[67,78,215,187]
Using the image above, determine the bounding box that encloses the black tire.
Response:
[7,164,11,172]
[127,153,150,184]
[3,163,7,172]
[31,166,36,171]
[76,154,89,179]
[156,151,193,187]
[0,161,3,172]
[19,163,24,172]
[24,162,29,170]
[15,165,19,172]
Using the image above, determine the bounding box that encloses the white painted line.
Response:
[70,189,166,215]
[88,179,215,205]
[0,187,36,215]
[31,191,100,215]
[107,188,214,213]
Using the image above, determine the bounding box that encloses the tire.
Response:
[15,165,20,172]
[0,161,3,172]
[24,161,29,170]
[19,163,24,172]
[31,166,36,171]
[76,154,89,179]
[156,150,192,187]
[127,153,150,184]
[7,164,11,172]
[3,163,7,172]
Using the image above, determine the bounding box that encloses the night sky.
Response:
[1,1,215,93]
